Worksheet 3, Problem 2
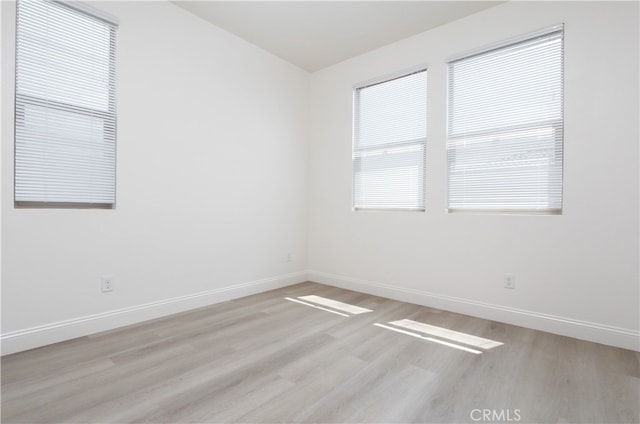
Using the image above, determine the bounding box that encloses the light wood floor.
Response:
[2,282,639,423]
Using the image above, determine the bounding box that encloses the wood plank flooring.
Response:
[2,282,639,423]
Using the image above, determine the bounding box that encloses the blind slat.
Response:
[447,27,563,213]
[15,0,117,206]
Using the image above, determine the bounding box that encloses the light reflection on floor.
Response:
[283,295,504,354]
[389,319,504,349]
[298,295,373,315]
[374,323,483,354]
[284,297,350,317]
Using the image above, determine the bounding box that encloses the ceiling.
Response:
[173,1,503,72]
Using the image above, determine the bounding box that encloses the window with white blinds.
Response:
[15,0,118,208]
[353,69,427,211]
[447,26,564,213]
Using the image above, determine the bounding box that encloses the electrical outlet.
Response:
[101,275,114,292]
[503,274,515,289]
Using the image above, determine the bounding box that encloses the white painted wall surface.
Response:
[1,1,309,353]
[2,0,638,354]
[307,1,639,349]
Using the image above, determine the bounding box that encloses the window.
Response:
[15,0,118,208]
[353,69,427,211]
[447,26,564,213]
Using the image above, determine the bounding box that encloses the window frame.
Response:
[13,0,119,209]
[352,65,428,212]
[446,25,564,215]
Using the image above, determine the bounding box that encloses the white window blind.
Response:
[353,69,427,211]
[447,26,564,213]
[15,0,118,207]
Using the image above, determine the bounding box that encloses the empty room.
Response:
[1,0,638,423]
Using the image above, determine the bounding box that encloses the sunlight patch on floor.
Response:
[298,295,373,315]
[374,323,483,354]
[284,297,350,317]
[388,319,503,349]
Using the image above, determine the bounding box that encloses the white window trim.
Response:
[352,65,428,212]
[14,0,119,209]
[446,25,564,215]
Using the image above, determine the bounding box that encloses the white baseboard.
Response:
[1,271,307,356]
[4,270,638,355]
[307,270,640,352]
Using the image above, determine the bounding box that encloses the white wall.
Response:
[2,0,638,354]
[1,1,309,353]
[308,1,639,350]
